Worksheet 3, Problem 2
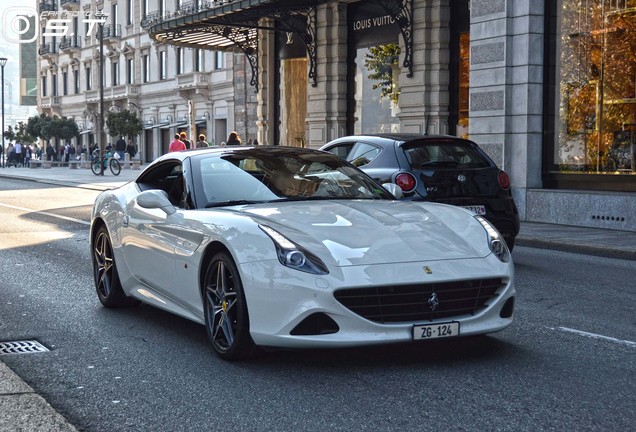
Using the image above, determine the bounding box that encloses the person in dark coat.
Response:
[115,136,126,160]
[46,143,55,161]
[126,139,136,160]
[226,131,242,146]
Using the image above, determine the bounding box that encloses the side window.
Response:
[348,142,381,167]
[325,143,355,160]
[136,162,191,209]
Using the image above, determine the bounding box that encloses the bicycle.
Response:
[91,152,121,176]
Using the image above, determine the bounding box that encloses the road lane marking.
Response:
[0,202,90,226]
[554,326,636,348]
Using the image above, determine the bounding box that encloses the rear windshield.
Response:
[402,139,492,169]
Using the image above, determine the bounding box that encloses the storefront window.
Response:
[353,44,401,135]
[548,0,635,178]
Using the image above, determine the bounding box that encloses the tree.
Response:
[15,121,35,144]
[26,114,47,143]
[106,109,143,141]
[3,125,16,143]
[25,114,79,148]
[364,43,401,104]
[57,117,79,143]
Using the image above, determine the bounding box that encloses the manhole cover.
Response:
[0,340,50,355]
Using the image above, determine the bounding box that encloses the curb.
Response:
[516,236,636,261]
[0,172,129,192]
[0,361,77,432]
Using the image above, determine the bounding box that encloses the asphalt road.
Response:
[0,178,634,432]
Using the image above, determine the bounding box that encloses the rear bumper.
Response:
[411,195,520,240]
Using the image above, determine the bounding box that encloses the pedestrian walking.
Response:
[46,143,55,161]
[7,143,16,167]
[226,131,242,146]
[14,142,23,166]
[115,136,127,161]
[169,133,186,152]
[196,134,209,148]
[24,145,32,166]
[179,132,191,149]
[126,139,136,160]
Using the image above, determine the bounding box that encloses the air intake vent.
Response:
[0,340,50,355]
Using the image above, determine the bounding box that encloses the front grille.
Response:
[334,278,505,324]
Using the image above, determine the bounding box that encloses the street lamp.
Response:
[0,57,7,169]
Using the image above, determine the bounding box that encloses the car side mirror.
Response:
[136,190,176,215]
[382,183,403,199]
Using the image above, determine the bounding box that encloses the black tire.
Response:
[203,252,255,360]
[91,158,102,175]
[92,226,134,307]
[110,159,121,176]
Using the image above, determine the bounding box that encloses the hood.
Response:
[238,200,489,267]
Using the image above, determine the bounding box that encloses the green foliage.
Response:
[25,114,79,144]
[364,43,401,104]
[15,121,35,143]
[26,114,46,141]
[58,116,79,141]
[2,125,16,143]
[106,109,143,140]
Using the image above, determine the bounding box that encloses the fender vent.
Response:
[0,340,50,355]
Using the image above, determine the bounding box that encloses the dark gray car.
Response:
[321,134,520,250]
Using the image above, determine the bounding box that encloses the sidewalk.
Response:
[0,164,634,430]
[0,164,138,191]
[0,362,77,432]
[1,164,635,260]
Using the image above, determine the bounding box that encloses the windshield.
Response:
[191,149,393,208]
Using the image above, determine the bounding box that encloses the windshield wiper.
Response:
[205,200,264,208]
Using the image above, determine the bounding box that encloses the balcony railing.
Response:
[39,0,57,12]
[40,96,60,107]
[177,72,208,88]
[141,11,161,29]
[59,35,81,50]
[100,24,122,39]
[143,1,254,29]
[60,0,79,9]
[38,43,58,56]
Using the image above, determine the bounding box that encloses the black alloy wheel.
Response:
[92,225,134,307]
[203,252,255,360]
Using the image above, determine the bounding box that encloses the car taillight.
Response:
[394,172,417,193]
[498,170,510,190]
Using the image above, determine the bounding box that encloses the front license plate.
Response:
[413,322,460,340]
[462,205,486,215]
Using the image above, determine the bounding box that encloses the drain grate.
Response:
[0,340,50,355]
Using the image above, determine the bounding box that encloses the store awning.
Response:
[79,130,92,135]
[147,0,332,90]
[161,121,188,129]
[145,122,170,130]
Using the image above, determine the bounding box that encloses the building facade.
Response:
[137,1,633,230]
[36,0,257,161]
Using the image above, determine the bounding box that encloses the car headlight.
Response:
[475,216,510,263]
[259,225,329,275]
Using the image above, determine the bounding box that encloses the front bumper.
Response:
[239,254,515,348]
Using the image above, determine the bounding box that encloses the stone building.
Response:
[99,0,636,230]
[36,0,257,161]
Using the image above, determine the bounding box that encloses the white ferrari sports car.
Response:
[91,146,515,359]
